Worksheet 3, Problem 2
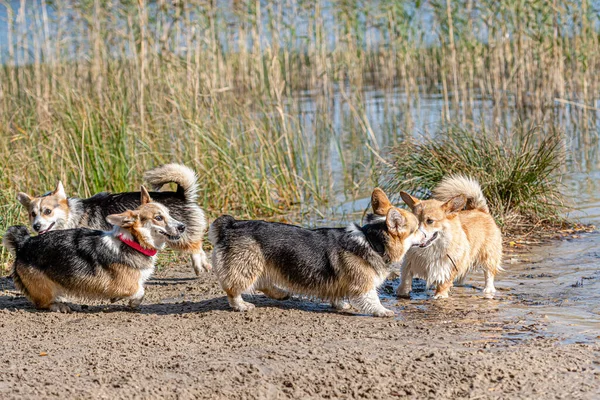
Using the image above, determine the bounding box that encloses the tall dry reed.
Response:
[0,1,598,267]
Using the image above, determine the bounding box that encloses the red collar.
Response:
[118,233,157,257]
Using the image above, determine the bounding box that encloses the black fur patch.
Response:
[10,227,151,289]
[211,216,391,287]
[79,191,188,231]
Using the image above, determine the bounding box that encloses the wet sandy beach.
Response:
[1,232,600,399]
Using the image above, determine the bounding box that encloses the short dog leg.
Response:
[191,249,212,275]
[226,293,255,312]
[351,289,395,317]
[331,299,351,310]
[128,285,145,309]
[396,266,413,298]
[483,269,496,296]
[433,279,454,299]
[259,286,290,301]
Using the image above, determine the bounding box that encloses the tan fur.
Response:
[167,239,203,252]
[69,263,141,300]
[14,263,60,309]
[399,176,502,299]
[14,262,142,311]
[24,196,69,226]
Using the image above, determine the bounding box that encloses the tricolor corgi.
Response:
[3,187,181,312]
[16,163,210,275]
[209,188,425,317]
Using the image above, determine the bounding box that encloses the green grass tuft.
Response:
[384,125,567,234]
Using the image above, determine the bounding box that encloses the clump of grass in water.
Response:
[384,126,567,235]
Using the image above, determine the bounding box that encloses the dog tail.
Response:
[433,175,490,213]
[2,225,30,255]
[208,215,236,245]
[143,163,198,203]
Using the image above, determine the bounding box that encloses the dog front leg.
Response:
[259,286,290,301]
[128,285,145,309]
[396,264,413,298]
[331,299,351,310]
[191,249,212,275]
[433,270,458,299]
[351,289,394,317]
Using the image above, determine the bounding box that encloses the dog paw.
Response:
[433,293,449,299]
[482,287,496,294]
[232,302,255,312]
[128,298,144,308]
[332,300,351,310]
[373,308,395,318]
[192,263,213,276]
[49,303,72,313]
[396,291,411,299]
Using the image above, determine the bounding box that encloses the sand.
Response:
[0,259,599,399]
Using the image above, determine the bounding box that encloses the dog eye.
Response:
[426,219,434,224]
[43,209,52,216]
[154,215,163,221]
[31,211,36,217]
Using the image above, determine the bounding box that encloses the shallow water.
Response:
[379,231,600,344]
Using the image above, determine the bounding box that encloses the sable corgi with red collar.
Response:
[2,187,182,313]
[16,164,211,276]
[397,175,503,299]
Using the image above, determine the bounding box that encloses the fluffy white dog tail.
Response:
[433,175,489,213]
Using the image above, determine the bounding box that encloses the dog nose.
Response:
[33,222,41,232]
[177,224,186,233]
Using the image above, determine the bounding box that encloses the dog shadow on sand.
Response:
[0,275,349,316]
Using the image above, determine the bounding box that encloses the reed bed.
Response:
[0,1,598,267]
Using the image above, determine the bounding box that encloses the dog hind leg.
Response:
[225,289,255,312]
[16,265,70,313]
[214,242,264,312]
[483,269,497,296]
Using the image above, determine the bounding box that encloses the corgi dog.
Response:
[16,163,211,275]
[3,187,182,313]
[209,188,425,317]
[397,175,503,299]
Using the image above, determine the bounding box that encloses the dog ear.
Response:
[140,186,152,205]
[17,192,33,208]
[386,208,406,235]
[441,195,467,215]
[400,191,420,210]
[371,188,393,215]
[106,210,137,228]
[53,181,67,200]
